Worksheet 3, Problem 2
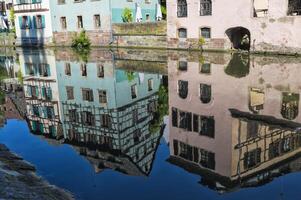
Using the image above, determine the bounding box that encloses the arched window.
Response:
[177,0,187,17]
[200,27,211,39]
[178,28,187,38]
[178,80,188,99]
[200,84,211,104]
[178,61,188,71]
[200,0,212,16]
[281,93,299,120]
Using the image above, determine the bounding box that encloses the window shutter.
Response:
[27,16,32,29]
[18,16,23,29]
[32,16,37,29]
[42,15,46,28]
[46,64,51,76]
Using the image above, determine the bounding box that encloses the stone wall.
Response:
[113,35,167,48]
[53,31,111,47]
[112,21,166,36]
[0,33,16,46]
[112,21,167,48]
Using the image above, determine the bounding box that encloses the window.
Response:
[81,111,95,126]
[66,86,74,100]
[101,114,111,128]
[288,0,301,15]
[98,90,107,104]
[177,0,187,17]
[97,64,104,78]
[61,17,67,30]
[131,84,137,99]
[200,84,211,103]
[253,0,269,17]
[77,16,83,29]
[244,148,261,169]
[58,0,66,4]
[199,116,215,138]
[146,14,150,21]
[148,79,153,91]
[46,106,55,119]
[65,63,71,75]
[200,0,212,16]
[200,63,211,74]
[199,149,215,170]
[94,14,101,28]
[178,28,187,38]
[178,61,188,71]
[178,80,188,99]
[69,109,78,122]
[179,111,192,131]
[200,27,211,39]
[34,15,44,29]
[82,88,94,102]
[20,16,31,29]
[281,93,299,120]
[81,63,87,76]
[38,64,50,77]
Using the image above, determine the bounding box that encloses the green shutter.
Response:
[47,88,52,100]
[46,64,50,76]
[41,15,45,28]
[41,87,46,98]
[27,16,32,29]
[32,121,37,131]
[18,16,23,29]
[32,16,37,29]
[35,87,39,96]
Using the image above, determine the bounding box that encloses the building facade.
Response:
[13,0,161,46]
[167,0,301,54]
[13,0,53,45]
[167,51,301,192]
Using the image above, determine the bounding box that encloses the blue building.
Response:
[50,0,162,45]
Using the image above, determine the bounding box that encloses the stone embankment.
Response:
[0,144,74,200]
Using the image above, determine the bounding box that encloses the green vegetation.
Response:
[71,30,91,62]
[0,66,8,81]
[71,30,91,49]
[72,47,90,63]
[17,69,23,85]
[150,85,169,134]
[199,37,206,51]
[126,71,135,82]
[122,8,133,23]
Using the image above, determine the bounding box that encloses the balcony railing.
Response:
[14,1,47,13]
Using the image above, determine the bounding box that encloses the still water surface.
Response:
[0,48,301,200]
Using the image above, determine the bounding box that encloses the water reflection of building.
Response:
[9,48,164,176]
[19,49,62,139]
[167,52,301,193]
[55,51,162,175]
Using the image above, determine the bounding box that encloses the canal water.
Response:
[0,48,301,200]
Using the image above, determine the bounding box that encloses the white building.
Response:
[167,0,301,54]
[13,0,53,45]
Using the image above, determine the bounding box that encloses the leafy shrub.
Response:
[122,8,133,23]
[71,30,91,49]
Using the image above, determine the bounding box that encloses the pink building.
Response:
[167,0,301,54]
[167,51,301,192]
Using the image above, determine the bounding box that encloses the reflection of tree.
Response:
[225,53,250,78]
[150,85,168,133]
[126,71,135,82]
[71,47,90,63]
